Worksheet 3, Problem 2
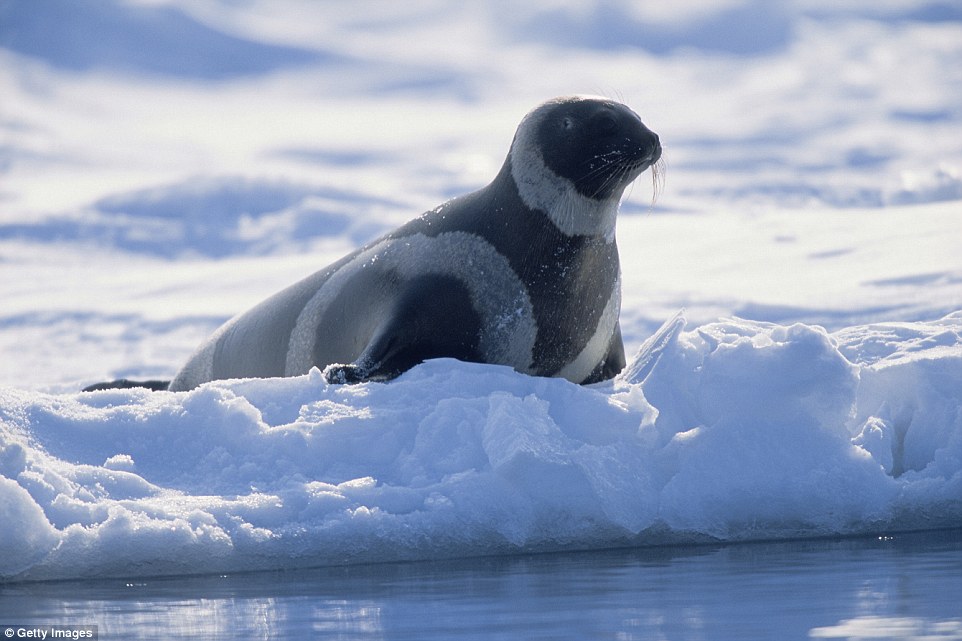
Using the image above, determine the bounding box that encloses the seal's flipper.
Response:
[82,379,170,392]
[323,274,482,384]
[584,322,627,384]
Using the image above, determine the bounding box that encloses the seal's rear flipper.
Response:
[82,379,171,392]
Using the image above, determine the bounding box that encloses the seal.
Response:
[86,96,661,392]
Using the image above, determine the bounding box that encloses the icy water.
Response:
[1,530,959,641]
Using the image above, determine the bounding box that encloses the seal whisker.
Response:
[575,152,634,197]
[580,153,645,200]
[651,157,667,205]
[593,167,625,200]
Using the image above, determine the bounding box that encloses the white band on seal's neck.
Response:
[509,107,622,241]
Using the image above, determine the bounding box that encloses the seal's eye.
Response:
[594,113,618,134]
[561,116,575,131]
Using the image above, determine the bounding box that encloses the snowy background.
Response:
[1,0,961,581]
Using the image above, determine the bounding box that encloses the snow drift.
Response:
[2,313,960,582]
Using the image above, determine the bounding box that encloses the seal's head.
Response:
[534,96,661,199]
[509,96,662,238]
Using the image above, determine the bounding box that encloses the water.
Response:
[1,530,960,640]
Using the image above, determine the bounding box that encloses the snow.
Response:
[1,0,961,582]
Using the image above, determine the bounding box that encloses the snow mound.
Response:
[888,165,962,206]
[2,314,960,582]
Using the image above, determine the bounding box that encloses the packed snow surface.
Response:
[1,0,961,581]
[2,314,961,581]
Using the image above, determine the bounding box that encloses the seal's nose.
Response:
[644,131,662,164]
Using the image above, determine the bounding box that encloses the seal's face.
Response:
[536,98,662,201]
[509,96,662,238]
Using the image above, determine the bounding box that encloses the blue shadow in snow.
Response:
[0,177,402,258]
[514,0,793,56]
[0,0,332,80]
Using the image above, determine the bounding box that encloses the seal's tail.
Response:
[82,379,171,392]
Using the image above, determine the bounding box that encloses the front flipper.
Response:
[322,273,482,384]
[582,322,627,384]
